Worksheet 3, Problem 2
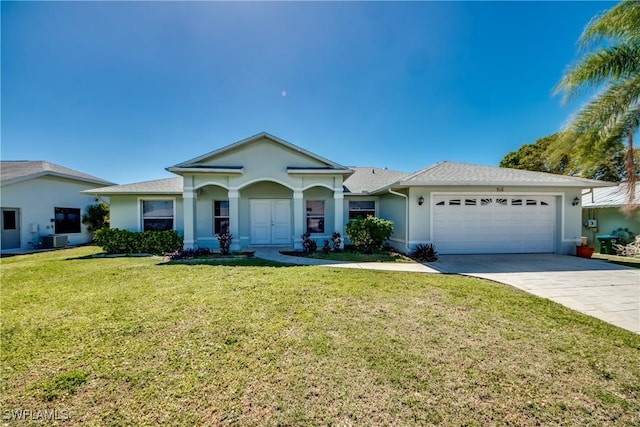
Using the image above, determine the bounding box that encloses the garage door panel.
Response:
[432,195,555,254]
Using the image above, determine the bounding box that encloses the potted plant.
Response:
[576,237,595,258]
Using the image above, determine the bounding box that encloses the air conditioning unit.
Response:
[41,235,68,248]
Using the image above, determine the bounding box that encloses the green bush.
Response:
[82,203,110,233]
[94,228,183,255]
[345,216,393,253]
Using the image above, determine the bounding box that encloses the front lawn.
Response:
[1,247,638,425]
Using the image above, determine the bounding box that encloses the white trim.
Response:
[302,183,334,191]
[288,168,352,175]
[194,181,230,191]
[137,197,177,231]
[167,167,244,174]
[236,178,297,191]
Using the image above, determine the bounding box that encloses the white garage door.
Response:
[432,195,556,254]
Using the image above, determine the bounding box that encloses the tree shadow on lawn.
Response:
[157,258,295,267]
[64,253,294,268]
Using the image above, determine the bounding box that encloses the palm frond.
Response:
[579,0,640,49]
[556,43,640,100]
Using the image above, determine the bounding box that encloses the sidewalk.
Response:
[252,247,441,273]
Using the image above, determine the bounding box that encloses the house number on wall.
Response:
[496,187,504,192]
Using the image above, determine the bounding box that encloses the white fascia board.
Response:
[287,168,354,175]
[166,167,244,174]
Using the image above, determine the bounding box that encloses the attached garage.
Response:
[432,194,556,254]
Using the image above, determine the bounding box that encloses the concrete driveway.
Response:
[430,254,639,334]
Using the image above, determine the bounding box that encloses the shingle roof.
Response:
[343,167,408,194]
[374,161,614,190]
[582,183,640,208]
[83,177,183,195]
[1,160,114,186]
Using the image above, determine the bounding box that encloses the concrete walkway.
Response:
[431,254,640,334]
[252,247,440,273]
[255,249,639,334]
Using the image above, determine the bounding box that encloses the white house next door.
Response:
[250,199,291,245]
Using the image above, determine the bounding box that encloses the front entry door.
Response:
[1,208,21,249]
[250,199,291,245]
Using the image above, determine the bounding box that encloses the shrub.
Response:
[331,231,342,252]
[166,247,213,260]
[411,243,438,262]
[302,232,317,254]
[217,229,233,255]
[322,240,331,254]
[612,227,635,245]
[82,203,109,233]
[345,216,393,253]
[94,228,183,255]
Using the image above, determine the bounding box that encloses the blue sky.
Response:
[2,1,615,184]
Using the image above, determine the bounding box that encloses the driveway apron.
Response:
[431,254,639,334]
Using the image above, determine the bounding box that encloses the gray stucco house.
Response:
[84,132,611,254]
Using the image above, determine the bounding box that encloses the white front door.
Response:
[250,199,291,245]
[432,195,556,254]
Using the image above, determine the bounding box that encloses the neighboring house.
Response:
[582,183,640,245]
[1,161,114,251]
[84,132,611,255]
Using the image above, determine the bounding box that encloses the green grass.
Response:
[1,247,639,425]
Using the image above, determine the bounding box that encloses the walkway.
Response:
[252,247,440,273]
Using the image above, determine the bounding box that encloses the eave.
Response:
[166,166,244,175]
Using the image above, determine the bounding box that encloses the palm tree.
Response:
[555,0,639,209]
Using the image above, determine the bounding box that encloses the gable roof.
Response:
[582,183,639,208]
[83,177,183,195]
[1,160,114,187]
[372,161,615,192]
[168,132,352,173]
[343,167,408,194]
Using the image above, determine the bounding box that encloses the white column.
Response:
[334,189,344,249]
[228,190,240,252]
[182,188,197,249]
[293,190,304,250]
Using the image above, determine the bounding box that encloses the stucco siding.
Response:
[109,195,184,235]
[403,186,583,255]
[1,176,102,248]
[378,192,407,252]
[582,207,640,248]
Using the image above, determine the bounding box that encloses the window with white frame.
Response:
[141,200,174,231]
[213,200,230,235]
[348,200,375,220]
[306,200,324,233]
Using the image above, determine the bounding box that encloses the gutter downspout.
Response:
[388,188,410,253]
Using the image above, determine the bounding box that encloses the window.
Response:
[349,201,375,220]
[54,207,81,233]
[142,200,174,231]
[3,211,16,230]
[306,200,324,233]
[213,200,230,235]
